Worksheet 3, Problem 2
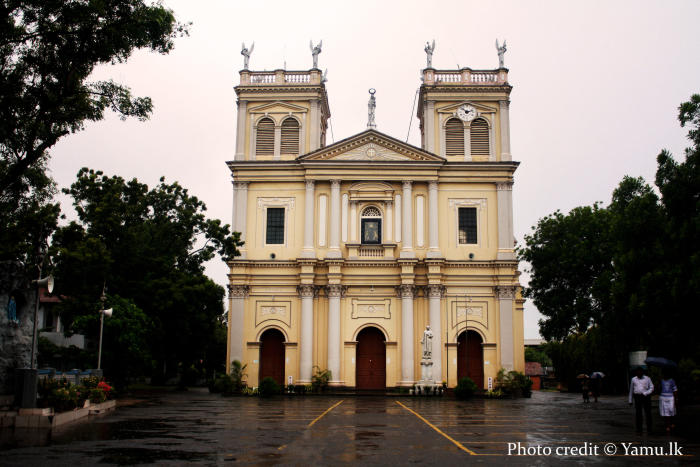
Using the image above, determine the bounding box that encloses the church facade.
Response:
[226,50,524,389]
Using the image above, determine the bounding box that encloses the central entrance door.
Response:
[356,327,386,390]
[457,330,484,389]
[259,328,285,386]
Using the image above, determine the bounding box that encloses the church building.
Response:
[226,43,524,389]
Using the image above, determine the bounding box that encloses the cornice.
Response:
[228,258,519,269]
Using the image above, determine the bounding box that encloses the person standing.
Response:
[629,367,654,433]
[659,369,678,433]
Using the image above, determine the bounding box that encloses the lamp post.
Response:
[96,289,112,370]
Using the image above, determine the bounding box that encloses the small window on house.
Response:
[470,118,490,157]
[256,117,274,157]
[361,206,382,244]
[445,118,465,157]
[458,207,477,244]
[280,118,300,156]
[266,207,285,244]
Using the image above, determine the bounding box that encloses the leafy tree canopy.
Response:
[0,0,189,196]
[52,168,242,381]
[520,94,700,389]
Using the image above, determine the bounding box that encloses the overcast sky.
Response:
[49,0,700,339]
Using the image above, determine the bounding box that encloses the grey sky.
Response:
[49,0,700,339]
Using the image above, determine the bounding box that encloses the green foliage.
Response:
[455,377,478,399]
[209,374,233,395]
[311,366,331,392]
[0,1,189,196]
[258,377,280,397]
[519,94,700,391]
[229,360,248,394]
[51,169,243,384]
[496,369,533,397]
[524,347,552,367]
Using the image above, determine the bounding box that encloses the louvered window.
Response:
[445,118,464,157]
[266,207,285,244]
[280,118,300,156]
[458,207,477,244]
[470,118,490,157]
[256,117,274,157]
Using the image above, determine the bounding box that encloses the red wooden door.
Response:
[457,331,484,389]
[259,329,285,386]
[356,327,386,390]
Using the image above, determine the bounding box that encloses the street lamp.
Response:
[97,289,112,370]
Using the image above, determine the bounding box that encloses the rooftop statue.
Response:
[367,88,377,129]
[495,39,507,68]
[310,40,322,68]
[241,42,254,70]
[424,40,435,68]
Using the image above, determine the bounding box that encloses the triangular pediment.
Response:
[298,130,444,162]
[249,101,308,113]
[438,101,497,114]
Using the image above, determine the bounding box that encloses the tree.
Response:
[518,204,613,341]
[52,168,242,382]
[0,1,189,195]
[520,95,700,391]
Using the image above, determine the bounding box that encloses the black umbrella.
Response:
[644,357,677,368]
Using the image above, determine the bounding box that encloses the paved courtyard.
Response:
[1,390,697,465]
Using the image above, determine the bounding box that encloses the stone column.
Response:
[427,285,444,382]
[398,285,415,384]
[298,285,316,382]
[350,201,358,242]
[235,99,247,160]
[385,200,393,242]
[302,180,315,258]
[499,100,511,161]
[326,284,344,383]
[427,181,441,257]
[328,180,342,258]
[425,101,435,153]
[496,182,515,260]
[228,285,249,370]
[400,181,414,258]
[310,99,320,151]
[234,181,248,259]
[496,286,516,371]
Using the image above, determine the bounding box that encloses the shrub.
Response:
[311,366,331,393]
[258,377,280,397]
[209,374,234,394]
[496,368,533,397]
[230,360,248,394]
[89,388,107,403]
[455,377,478,399]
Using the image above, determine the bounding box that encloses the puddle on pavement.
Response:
[97,447,211,465]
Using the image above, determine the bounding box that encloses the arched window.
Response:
[280,118,300,156]
[256,117,274,157]
[445,118,464,157]
[361,206,382,244]
[470,118,490,157]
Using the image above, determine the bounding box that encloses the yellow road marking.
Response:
[395,400,477,456]
[307,399,344,428]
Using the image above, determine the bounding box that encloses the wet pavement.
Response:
[0,390,697,465]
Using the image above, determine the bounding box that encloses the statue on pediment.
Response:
[496,39,507,68]
[310,40,322,68]
[424,40,435,68]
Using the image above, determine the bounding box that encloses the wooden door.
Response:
[259,329,285,386]
[356,327,386,390]
[457,331,484,389]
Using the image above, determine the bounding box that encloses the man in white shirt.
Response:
[629,367,654,433]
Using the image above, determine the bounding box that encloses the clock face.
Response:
[457,104,476,122]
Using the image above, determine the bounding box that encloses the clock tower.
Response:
[417,67,512,162]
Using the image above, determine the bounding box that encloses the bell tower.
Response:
[233,68,330,161]
[417,66,512,161]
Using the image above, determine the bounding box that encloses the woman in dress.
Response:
[659,369,678,433]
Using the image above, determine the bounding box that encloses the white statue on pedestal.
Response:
[241,42,254,70]
[495,39,507,68]
[421,325,433,359]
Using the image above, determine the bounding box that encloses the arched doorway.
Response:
[259,329,285,386]
[457,330,484,389]
[356,327,386,390]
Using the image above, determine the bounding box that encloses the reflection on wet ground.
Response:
[0,390,697,465]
